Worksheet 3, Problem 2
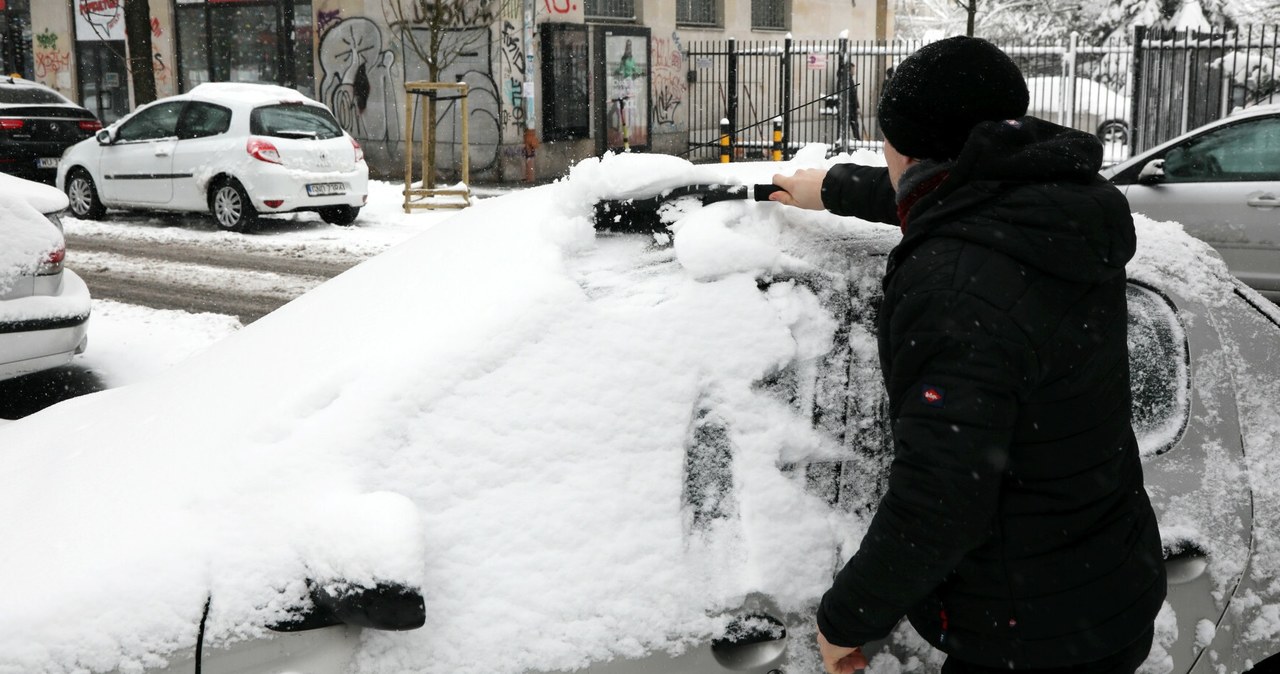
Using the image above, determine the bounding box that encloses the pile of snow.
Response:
[0,148,889,674]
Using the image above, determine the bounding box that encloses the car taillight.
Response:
[37,246,65,276]
[79,120,102,132]
[246,137,282,164]
[0,118,23,131]
[351,137,364,163]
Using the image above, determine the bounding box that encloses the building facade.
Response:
[13,0,890,181]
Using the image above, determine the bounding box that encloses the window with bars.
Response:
[677,0,720,27]
[752,0,788,30]
[584,0,636,21]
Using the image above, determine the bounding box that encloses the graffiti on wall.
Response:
[317,9,342,36]
[316,12,506,174]
[652,32,686,129]
[34,30,71,85]
[150,18,173,93]
[543,0,574,13]
[402,26,504,171]
[319,17,402,146]
[500,21,525,130]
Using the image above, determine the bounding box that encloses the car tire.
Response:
[1097,120,1130,146]
[209,179,257,233]
[318,205,360,226]
[65,169,106,220]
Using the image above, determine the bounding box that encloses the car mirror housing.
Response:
[95,129,112,145]
[269,580,426,632]
[1138,159,1166,185]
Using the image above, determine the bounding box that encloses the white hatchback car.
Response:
[0,172,89,381]
[56,83,368,232]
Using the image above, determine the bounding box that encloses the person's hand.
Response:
[770,169,829,211]
[817,628,868,674]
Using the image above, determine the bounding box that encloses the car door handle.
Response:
[1247,195,1280,208]
[155,147,171,157]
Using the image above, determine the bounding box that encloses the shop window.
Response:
[584,0,636,21]
[677,0,720,27]
[0,0,33,79]
[540,24,589,141]
[752,0,788,30]
[175,0,313,96]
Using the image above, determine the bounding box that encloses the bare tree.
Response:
[382,0,514,187]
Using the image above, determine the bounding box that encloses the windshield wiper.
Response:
[274,129,318,139]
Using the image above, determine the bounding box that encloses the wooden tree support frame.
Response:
[403,81,472,213]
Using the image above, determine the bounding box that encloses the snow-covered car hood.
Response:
[0,150,1274,674]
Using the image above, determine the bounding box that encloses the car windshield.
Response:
[0,86,70,106]
[249,104,342,140]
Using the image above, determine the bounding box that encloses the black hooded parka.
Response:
[815,117,1166,668]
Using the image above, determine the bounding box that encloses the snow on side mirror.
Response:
[95,129,113,145]
[269,580,426,632]
[1138,159,1166,185]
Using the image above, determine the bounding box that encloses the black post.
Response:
[781,36,793,160]
[1131,26,1146,154]
[727,38,738,161]
[837,35,849,154]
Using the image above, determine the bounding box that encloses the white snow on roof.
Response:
[189,82,319,107]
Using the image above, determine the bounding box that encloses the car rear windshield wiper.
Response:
[273,129,319,139]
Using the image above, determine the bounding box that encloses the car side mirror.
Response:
[1138,159,1165,185]
[268,580,426,632]
[95,129,113,145]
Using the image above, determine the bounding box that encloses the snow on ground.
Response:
[74,251,327,302]
[75,300,242,387]
[62,180,463,264]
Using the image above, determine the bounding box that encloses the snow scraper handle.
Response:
[594,184,785,233]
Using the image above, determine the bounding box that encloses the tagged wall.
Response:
[29,0,74,96]
[313,0,518,180]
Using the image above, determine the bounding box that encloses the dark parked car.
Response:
[0,77,100,185]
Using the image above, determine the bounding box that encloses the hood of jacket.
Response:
[892,116,1136,284]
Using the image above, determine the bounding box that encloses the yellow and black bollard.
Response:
[771,118,783,161]
[719,118,731,163]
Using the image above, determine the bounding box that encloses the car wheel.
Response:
[65,170,106,219]
[1097,120,1129,146]
[209,179,257,233]
[318,205,360,226]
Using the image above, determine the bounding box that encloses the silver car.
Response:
[1102,104,1280,302]
[3,169,1279,674]
[0,172,90,382]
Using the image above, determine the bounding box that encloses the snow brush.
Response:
[593,183,785,233]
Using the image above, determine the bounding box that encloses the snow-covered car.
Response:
[3,152,1280,674]
[0,76,101,185]
[0,172,90,382]
[1102,103,1280,302]
[1027,76,1131,145]
[56,83,368,233]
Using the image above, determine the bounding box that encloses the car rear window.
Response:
[0,86,70,105]
[249,104,342,140]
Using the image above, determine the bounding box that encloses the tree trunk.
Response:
[123,0,157,106]
[425,64,440,190]
[966,0,977,36]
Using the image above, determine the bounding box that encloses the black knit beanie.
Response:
[878,36,1029,161]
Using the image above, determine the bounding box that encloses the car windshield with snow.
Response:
[3,153,1279,674]
[55,83,368,233]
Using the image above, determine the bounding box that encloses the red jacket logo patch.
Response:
[922,385,946,407]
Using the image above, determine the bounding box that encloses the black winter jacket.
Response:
[815,117,1166,668]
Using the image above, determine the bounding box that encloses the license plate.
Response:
[306,182,346,196]
[36,157,59,169]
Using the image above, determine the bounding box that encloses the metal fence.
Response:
[1133,25,1280,153]
[685,36,1133,163]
